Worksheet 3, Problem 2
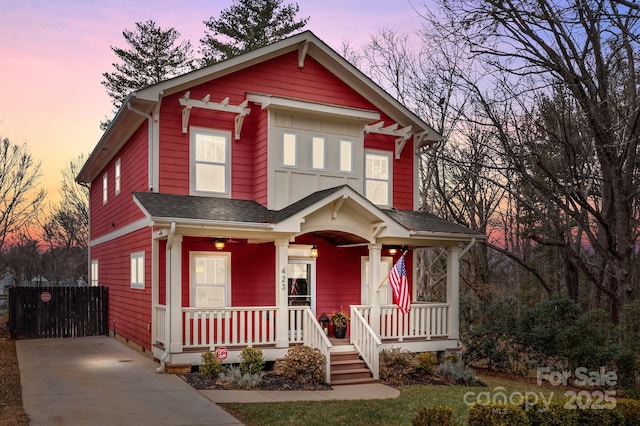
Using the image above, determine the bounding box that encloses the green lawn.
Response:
[221,375,557,425]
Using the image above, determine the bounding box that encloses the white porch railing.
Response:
[354,303,450,340]
[153,305,166,346]
[182,306,277,348]
[350,306,382,379]
[287,306,308,344]
[302,307,333,383]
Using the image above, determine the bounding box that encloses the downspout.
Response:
[156,221,176,373]
[459,237,477,259]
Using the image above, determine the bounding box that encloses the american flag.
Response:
[389,254,410,314]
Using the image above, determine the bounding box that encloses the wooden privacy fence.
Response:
[9,286,108,339]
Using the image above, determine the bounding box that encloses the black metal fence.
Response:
[9,286,108,339]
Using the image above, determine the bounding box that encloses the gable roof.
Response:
[77,30,440,184]
[133,186,482,242]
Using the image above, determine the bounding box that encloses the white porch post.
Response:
[368,243,382,336]
[151,237,159,345]
[446,245,460,340]
[169,235,183,353]
[275,239,289,348]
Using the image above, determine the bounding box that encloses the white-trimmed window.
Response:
[282,132,297,167]
[102,173,108,204]
[130,251,145,290]
[311,136,325,170]
[191,252,230,307]
[191,128,230,195]
[365,150,392,206]
[115,158,121,195]
[339,140,353,173]
[91,260,99,287]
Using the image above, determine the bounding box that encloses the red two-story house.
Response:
[78,31,481,383]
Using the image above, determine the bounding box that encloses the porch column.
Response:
[368,243,382,336]
[169,234,183,353]
[275,239,289,348]
[446,244,460,340]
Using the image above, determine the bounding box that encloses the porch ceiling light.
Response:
[388,248,398,255]
[310,244,318,258]
[214,239,225,250]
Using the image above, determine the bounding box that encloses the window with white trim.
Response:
[191,252,230,307]
[339,140,353,173]
[191,128,230,195]
[91,260,99,287]
[130,252,145,290]
[365,150,391,206]
[115,158,121,195]
[102,173,108,204]
[282,132,297,167]
[311,136,325,170]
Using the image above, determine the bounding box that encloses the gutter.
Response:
[156,221,176,373]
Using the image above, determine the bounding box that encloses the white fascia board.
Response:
[247,94,379,121]
[410,231,486,242]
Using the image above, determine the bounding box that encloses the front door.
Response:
[287,259,315,312]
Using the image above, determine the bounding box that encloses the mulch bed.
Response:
[180,371,332,391]
[180,368,452,391]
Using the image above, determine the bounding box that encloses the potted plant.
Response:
[330,310,350,338]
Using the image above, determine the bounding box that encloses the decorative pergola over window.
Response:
[179,91,251,139]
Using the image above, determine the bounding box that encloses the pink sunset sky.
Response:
[0,0,426,206]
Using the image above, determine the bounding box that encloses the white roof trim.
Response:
[247,93,380,121]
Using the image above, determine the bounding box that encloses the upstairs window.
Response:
[115,158,121,195]
[282,132,297,167]
[311,136,325,170]
[102,173,108,204]
[191,128,230,196]
[365,150,391,206]
[339,140,353,173]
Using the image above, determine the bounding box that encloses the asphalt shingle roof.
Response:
[133,189,482,236]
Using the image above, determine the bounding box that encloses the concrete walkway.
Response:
[16,337,241,426]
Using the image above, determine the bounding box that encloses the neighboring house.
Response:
[78,31,482,383]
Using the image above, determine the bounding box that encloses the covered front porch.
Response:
[151,301,458,383]
[134,186,479,383]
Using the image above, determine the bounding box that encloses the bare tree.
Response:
[0,137,44,275]
[430,0,640,321]
[40,155,89,284]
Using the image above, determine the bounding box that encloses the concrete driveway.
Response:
[16,337,241,426]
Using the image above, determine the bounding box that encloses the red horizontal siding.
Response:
[91,227,153,351]
[91,125,149,239]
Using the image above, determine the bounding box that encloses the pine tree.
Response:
[200,0,309,65]
[102,20,195,118]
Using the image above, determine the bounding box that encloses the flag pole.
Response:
[376,250,407,292]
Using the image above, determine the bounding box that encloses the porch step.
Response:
[329,350,377,385]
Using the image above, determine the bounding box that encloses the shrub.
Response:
[573,406,624,425]
[200,350,223,379]
[435,360,478,385]
[283,345,326,385]
[219,365,263,389]
[523,399,577,426]
[239,346,265,375]
[417,352,438,376]
[614,398,640,426]
[467,403,529,426]
[380,348,418,381]
[412,405,458,426]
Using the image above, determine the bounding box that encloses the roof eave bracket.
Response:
[364,121,413,159]
[298,40,310,68]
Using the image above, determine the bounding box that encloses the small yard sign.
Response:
[215,346,228,361]
[40,291,51,303]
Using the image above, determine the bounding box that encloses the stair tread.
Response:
[331,359,366,366]
[331,367,371,375]
[331,377,379,385]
